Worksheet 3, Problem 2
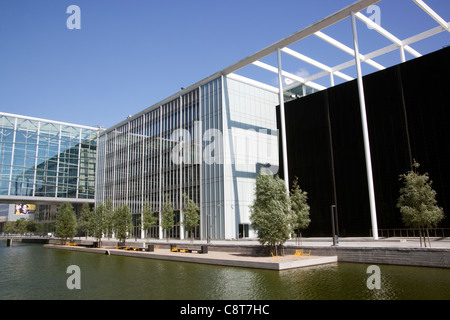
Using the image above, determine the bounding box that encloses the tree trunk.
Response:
[419,227,425,247]
[426,228,431,248]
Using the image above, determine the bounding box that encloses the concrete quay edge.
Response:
[5,236,450,269]
[43,244,338,271]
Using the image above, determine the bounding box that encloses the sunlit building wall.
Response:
[96,75,282,240]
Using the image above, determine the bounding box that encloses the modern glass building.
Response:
[2,0,448,240]
[95,75,283,240]
[95,0,449,241]
[0,113,99,231]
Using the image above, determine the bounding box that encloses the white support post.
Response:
[400,46,406,63]
[141,114,146,239]
[351,12,379,240]
[159,106,163,240]
[277,48,290,194]
[179,96,184,240]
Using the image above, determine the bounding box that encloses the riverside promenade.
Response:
[41,236,450,270]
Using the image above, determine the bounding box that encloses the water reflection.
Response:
[1,243,449,300]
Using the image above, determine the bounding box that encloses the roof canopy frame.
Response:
[219,0,449,242]
[413,0,450,32]
[111,0,449,132]
[227,0,449,93]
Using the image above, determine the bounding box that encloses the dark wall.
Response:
[277,47,450,236]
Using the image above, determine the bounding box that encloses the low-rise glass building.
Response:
[0,113,99,232]
[3,0,448,240]
[95,75,283,240]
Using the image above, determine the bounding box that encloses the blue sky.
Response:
[0,0,449,129]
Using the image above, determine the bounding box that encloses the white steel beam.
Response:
[222,0,382,75]
[252,60,327,91]
[281,47,354,81]
[355,12,422,58]
[282,47,333,72]
[277,48,290,195]
[351,11,379,240]
[403,24,449,46]
[227,73,279,94]
[413,0,450,32]
[314,31,385,70]
[315,23,448,79]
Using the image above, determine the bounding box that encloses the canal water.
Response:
[0,242,449,300]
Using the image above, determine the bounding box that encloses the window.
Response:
[239,224,249,238]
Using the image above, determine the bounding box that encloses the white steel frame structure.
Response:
[0,112,99,204]
[215,0,449,240]
[98,0,449,240]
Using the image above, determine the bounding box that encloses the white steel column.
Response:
[400,46,406,63]
[55,125,62,198]
[76,127,82,199]
[277,48,290,194]
[179,95,184,240]
[141,114,146,239]
[351,11,379,240]
[32,121,40,197]
[158,106,163,240]
[7,117,17,196]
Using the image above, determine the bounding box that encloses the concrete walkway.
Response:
[44,243,338,271]
[5,235,449,249]
[42,236,450,269]
[113,236,450,249]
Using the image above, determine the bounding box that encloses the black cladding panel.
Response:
[278,47,450,236]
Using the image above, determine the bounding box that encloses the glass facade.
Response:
[0,76,295,240]
[222,76,280,239]
[96,75,280,240]
[201,77,224,240]
[0,113,98,200]
[96,87,202,239]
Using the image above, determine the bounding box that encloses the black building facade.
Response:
[277,47,450,237]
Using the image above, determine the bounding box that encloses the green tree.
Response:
[290,177,311,244]
[55,202,77,243]
[5,221,16,234]
[78,203,92,239]
[397,161,445,247]
[103,199,115,240]
[26,219,37,234]
[250,172,292,256]
[14,218,28,235]
[114,204,133,244]
[91,203,106,246]
[161,194,175,242]
[182,193,200,243]
[142,201,158,240]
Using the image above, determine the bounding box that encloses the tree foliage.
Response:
[397,161,445,247]
[290,176,311,241]
[103,199,115,240]
[5,218,36,235]
[91,203,106,244]
[250,172,292,256]
[161,194,175,241]
[114,204,133,244]
[78,203,92,239]
[182,193,200,242]
[55,202,77,243]
[142,200,158,240]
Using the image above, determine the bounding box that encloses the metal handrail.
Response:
[372,228,450,238]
